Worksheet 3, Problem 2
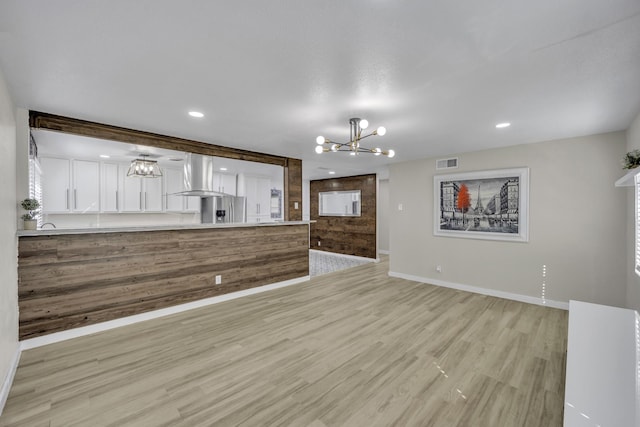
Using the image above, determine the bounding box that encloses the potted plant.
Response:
[623,149,640,170]
[20,198,40,230]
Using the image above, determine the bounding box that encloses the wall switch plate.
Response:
[294,202,299,209]
[436,265,442,273]
[398,203,404,211]
[318,241,321,246]
[215,275,222,285]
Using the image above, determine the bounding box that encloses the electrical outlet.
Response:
[318,241,321,246]
[398,203,404,211]
[215,275,222,285]
[436,265,442,273]
[294,202,299,209]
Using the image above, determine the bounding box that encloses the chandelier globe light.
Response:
[315,118,394,157]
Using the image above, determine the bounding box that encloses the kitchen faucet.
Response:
[40,222,56,229]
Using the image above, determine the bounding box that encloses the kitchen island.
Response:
[18,221,310,339]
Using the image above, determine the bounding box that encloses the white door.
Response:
[102,163,120,212]
[40,157,71,213]
[73,160,100,212]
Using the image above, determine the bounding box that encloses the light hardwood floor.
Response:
[0,257,568,426]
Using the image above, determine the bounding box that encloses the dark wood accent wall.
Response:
[310,174,376,259]
[284,158,302,221]
[18,224,309,339]
[29,111,303,221]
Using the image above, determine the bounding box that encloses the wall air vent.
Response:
[436,157,458,170]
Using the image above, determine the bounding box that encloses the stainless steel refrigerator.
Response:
[201,196,247,224]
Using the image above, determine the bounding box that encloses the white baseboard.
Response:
[378,249,390,255]
[309,249,377,263]
[0,345,21,416]
[21,275,310,350]
[388,271,569,310]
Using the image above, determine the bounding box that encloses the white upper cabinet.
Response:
[213,173,237,195]
[40,157,71,213]
[120,167,163,212]
[41,157,100,213]
[143,177,163,212]
[164,167,184,212]
[185,195,201,212]
[72,160,100,212]
[101,163,120,212]
[164,166,200,212]
[238,174,271,223]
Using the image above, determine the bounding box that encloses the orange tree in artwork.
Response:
[457,183,471,224]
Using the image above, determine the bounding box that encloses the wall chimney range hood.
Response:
[173,153,223,197]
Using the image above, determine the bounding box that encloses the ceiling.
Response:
[1,1,640,180]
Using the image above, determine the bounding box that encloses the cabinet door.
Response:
[73,160,100,212]
[40,157,71,213]
[143,178,163,212]
[164,168,183,212]
[256,177,271,218]
[122,171,143,212]
[221,173,237,196]
[185,196,201,212]
[102,163,120,212]
[212,173,236,195]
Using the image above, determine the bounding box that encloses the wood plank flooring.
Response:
[0,257,568,426]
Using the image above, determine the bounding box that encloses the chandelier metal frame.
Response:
[315,118,394,157]
[126,154,163,178]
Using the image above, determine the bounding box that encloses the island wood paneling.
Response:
[18,224,309,339]
[310,174,376,259]
[29,111,302,221]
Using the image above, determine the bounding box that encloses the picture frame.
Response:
[434,167,529,242]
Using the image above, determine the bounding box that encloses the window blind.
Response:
[636,173,640,276]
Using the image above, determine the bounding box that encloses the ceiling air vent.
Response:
[436,157,458,170]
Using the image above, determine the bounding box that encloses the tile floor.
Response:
[309,250,373,277]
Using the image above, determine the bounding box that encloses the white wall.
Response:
[378,179,390,253]
[0,68,19,409]
[389,132,627,307]
[626,113,640,311]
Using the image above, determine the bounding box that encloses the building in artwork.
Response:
[440,181,459,218]
[499,179,519,224]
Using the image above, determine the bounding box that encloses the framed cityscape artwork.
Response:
[434,167,529,242]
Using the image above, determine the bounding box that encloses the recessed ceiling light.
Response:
[328,171,336,175]
[220,167,227,171]
[188,111,204,118]
[495,122,511,129]
[99,154,110,158]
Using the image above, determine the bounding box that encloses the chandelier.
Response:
[127,155,163,178]
[315,118,394,157]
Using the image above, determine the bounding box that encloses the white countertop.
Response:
[17,221,312,236]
